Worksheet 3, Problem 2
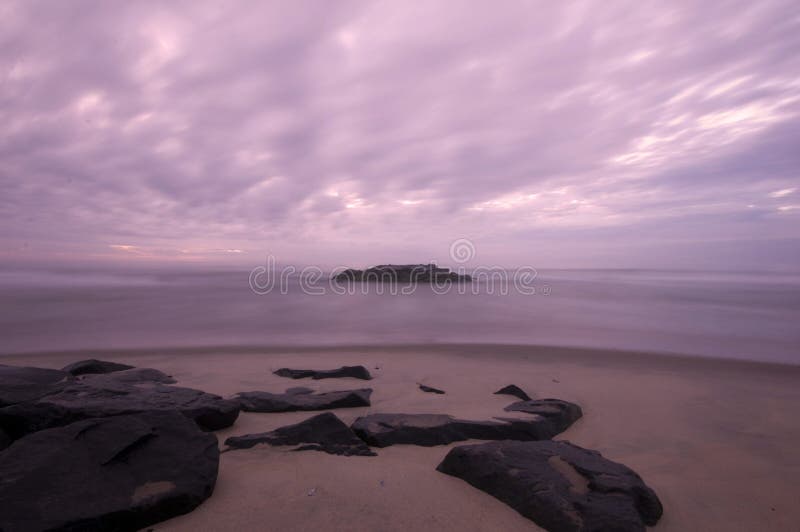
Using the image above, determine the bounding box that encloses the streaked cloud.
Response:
[770,188,796,198]
[1,0,798,269]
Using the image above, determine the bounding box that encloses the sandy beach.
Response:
[3,344,799,531]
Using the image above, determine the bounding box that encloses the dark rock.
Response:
[0,364,71,407]
[351,406,581,448]
[494,384,531,401]
[61,358,136,376]
[0,368,239,439]
[419,384,445,394]
[225,412,376,456]
[437,440,663,532]
[504,398,583,435]
[235,387,372,413]
[274,365,372,380]
[0,427,9,452]
[333,263,471,283]
[0,411,219,532]
[78,366,177,385]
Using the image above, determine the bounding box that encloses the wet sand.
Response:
[3,344,799,531]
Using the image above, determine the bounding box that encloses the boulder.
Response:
[351,406,581,448]
[0,411,219,532]
[226,412,375,456]
[419,384,445,394]
[0,368,239,439]
[437,440,663,532]
[504,398,583,435]
[494,384,531,401]
[61,358,135,376]
[274,365,372,380]
[235,387,372,413]
[0,364,71,407]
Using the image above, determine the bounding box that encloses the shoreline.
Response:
[4,342,800,373]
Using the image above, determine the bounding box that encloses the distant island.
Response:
[333,263,472,283]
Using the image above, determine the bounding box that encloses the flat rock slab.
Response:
[504,398,583,434]
[419,384,445,394]
[235,387,372,413]
[225,412,376,456]
[437,440,663,532]
[351,406,581,448]
[0,367,239,439]
[273,365,372,380]
[0,364,71,407]
[0,410,219,532]
[61,358,135,376]
[76,366,177,385]
[494,384,531,401]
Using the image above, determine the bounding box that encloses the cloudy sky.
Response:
[2,0,799,270]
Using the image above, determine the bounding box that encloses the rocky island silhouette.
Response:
[333,263,472,283]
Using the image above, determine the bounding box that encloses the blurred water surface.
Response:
[1,267,798,363]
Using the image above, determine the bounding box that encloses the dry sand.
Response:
[3,344,800,531]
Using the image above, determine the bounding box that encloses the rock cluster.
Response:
[0,360,232,531]
[333,263,471,283]
[0,358,662,531]
[0,367,240,439]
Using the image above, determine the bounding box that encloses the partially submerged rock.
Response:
[333,264,471,283]
[226,412,375,456]
[0,410,219,532]
[351,406,581,448]
[0,367,239,439]
[0,364,70,407]
[504,398,583,435]
[494,384,531,401]
[235,387,372,413]
[437,440,663,532]
[61,358,135,376]
[274,365,372,380]
[419,384,445,394]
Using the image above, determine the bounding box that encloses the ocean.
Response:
[1,267,799,363]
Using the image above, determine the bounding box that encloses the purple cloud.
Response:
[1,0,799,270]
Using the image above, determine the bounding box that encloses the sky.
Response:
[2,0,799,271]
